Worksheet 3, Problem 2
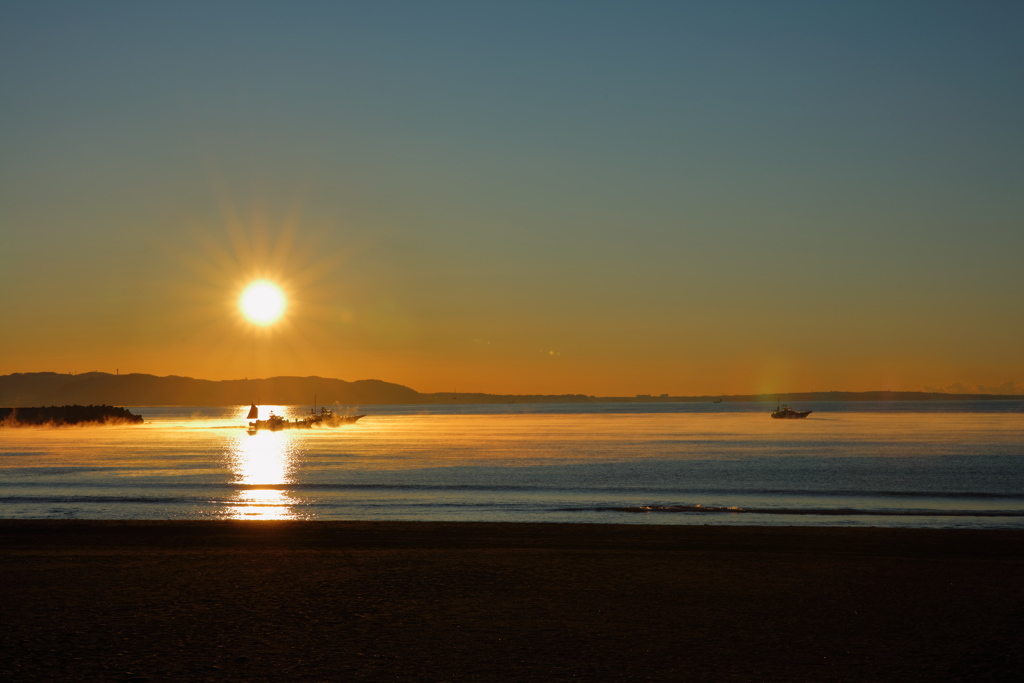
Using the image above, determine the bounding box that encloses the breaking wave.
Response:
[576,504,1024,517]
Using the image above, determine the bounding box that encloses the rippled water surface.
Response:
[1,402,1022,527]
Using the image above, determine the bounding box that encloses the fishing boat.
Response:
[246,403,365,432]
[300,405,366,427]
[771,399,812,419]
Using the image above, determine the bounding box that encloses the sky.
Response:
[1,1,1022,396]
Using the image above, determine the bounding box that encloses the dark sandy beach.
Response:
[2,521,1022,682]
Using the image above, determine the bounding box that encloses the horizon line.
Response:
[3,370,1022,400]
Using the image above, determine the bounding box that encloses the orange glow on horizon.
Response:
[2,197,1019,398]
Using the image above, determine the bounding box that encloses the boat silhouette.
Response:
[771,399,812,419]
[246,403,364,433]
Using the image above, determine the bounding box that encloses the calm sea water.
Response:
[1,401,1022,528]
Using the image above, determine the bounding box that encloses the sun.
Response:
[240,280,287,325]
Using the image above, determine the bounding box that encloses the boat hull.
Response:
[771,410,812,419]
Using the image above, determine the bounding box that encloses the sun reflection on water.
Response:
[224,428,306,520]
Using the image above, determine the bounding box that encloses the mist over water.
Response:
[1,402,1021,528]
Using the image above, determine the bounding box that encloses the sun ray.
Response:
[156,189,367,379]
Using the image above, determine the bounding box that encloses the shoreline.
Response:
[3,521,1022,681]
[3,518,1024,550]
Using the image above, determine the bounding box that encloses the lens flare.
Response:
[240,280,286,325]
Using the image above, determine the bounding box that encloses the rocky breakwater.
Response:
[0,405,144,426]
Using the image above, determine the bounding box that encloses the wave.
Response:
[3,480,1021,501]
[574,504,1024,517]
[0,495,189,504]
[4,492,1022,519]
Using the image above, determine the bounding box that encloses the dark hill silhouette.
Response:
[1,373,1019,407]
[0,372,421,407]
[0,405,143,426]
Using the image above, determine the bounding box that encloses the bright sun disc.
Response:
[240,281,286,325]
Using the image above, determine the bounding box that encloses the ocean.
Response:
[1,401,1022,528]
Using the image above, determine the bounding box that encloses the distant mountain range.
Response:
[0,372,419,407]
[0,372,1020,407]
